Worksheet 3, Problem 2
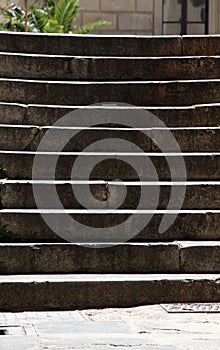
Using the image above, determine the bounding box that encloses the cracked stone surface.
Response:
[0,305,220,349]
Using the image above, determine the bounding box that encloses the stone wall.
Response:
[78,0,154,34]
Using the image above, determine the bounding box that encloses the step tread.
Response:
[0,241,219,246]
[1,77,220,83]
[0,150,219,155]
[1,53,220,58]
[0,273,219,282]
[3,180,220,184]
[0,242,176,246]
[1,209,220,213]
[178,241,220,247]
[0,101,216,108]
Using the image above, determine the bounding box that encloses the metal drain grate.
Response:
[161,303,220,313]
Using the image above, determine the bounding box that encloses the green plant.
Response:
[0,0,110,33]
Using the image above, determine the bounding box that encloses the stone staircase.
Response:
[0,32,220,311]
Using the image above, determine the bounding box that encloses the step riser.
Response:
[183,36,220,56]
[0,277,220,311]
[0,33,182,56]
[1,104,219,127]
[0,127,219,152]
[0,243,219,274]
[1,56,220,80]
[180,246,220,273]
[0,244,179,274]
[0,153,218,180]
[2,183,220,209]
[1,34,220,57]
[0,213,219,242]
[1,80,220,106]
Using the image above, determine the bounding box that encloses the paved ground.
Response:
[0,305,220,349]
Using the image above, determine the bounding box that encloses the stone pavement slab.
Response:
[0,305,220,349]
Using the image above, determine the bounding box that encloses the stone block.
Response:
[0,152,220,180]
[79,0,100,12]
[0,243,179,273]
[119,13,153,31]
[2,79,220,106]
[0,33,182,56]
[179,242,220,273]
[2,182,220,210]
[101,0,135,12]
[0,274,220,311]
[136,0,154,12]
[82,12,117,30]
[0,212,220,242]
[183,36,220,56]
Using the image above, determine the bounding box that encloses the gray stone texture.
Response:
[0,32,182,56]
[1,55,220,80]
[1,79,220,106]
[1,182,220,210]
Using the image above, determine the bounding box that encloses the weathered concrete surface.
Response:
[0,274,220,311]
[0,125,219,152]
[1,33,220,57]
[0,34,219,318]
[21,103,220,128]
[179,242,220,273]
[1,79,220,106]
[1,306,220,349]
[183,35,220,56]
[1,181,220,210]
[1,103,220,127]
[0,32,182,56]
[0,211,220,242]
[1,54,220,81]
[0,243,179,274]
[0,152,219,180]
[1,241,220,274]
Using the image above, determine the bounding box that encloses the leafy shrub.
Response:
[0,0,110,33]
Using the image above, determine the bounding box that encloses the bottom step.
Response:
[0,274,220,311]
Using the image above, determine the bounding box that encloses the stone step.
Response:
[1,181,220,210]
[0,242,218,275]
[0,125,219,153]
[1,54,220,81]
[182,35,220,56]
[179,242,220,273]
[1,79,220,106]
[0,273,220,311]
[1,241,220,274]
[0,33,182,56]
[0,151,219,180]
[0,103,219,127]
[0,243,179,274]
[1,33,220,57]
[0,210,220,242]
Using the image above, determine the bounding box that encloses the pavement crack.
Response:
[94,345,142,348]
